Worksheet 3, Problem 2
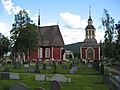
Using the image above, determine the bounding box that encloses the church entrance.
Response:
[86,48,94,60]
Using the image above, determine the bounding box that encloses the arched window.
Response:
[45,48,50,58]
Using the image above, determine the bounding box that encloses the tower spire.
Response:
[89,6,91,19]
[38,9,40,26]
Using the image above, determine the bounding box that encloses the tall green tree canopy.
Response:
[10,10,38,56]
[115,21,120,59]
[101,9,115,58]
[0,33,10,58]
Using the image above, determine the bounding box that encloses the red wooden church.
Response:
[80,10,100,62]
[29,14,64,61]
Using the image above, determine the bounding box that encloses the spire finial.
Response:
[38,9,40,26]
[89,6,91,19]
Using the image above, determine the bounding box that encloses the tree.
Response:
[10,10,38,60]
[0,33,10,58]
[115,21,120,60]
[101,9,115,58]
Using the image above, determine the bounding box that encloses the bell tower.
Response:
[85,6,95,39]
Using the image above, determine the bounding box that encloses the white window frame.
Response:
[39,48,42,58]
[45,48,50,58]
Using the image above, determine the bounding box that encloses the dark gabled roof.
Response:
[38,25,64,47]
[81,38,99,48]
[85,25,95,29]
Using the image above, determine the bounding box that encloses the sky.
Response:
[0,0,120,45]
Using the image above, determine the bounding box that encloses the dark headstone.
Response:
[35,87,46,90]
[50,81,60,90]
[3,67,10,72]
[93,60,99,71]
[10,83,29,90]
[52,61,57,73]
[35,59,40,73]
[42,63,47,70]
[14,61,22,69]
[1,72,9,80]
[100,63,104,74]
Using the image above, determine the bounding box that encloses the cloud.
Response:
[60,12,87,29]
[96,29,105,43]
[60,26,85,45]
[59,12,104,44]
[0,21,10,37]
[1,0,30,15]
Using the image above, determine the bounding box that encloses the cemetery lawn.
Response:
[0,63,109,90]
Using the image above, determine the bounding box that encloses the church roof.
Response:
[81,38,99,48]
[38,25,64,47]
[85,25,95,29]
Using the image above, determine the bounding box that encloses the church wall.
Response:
[81,48,87,59]
[94,48,99,60]
[29,48,38,61]
[53,47,61,60]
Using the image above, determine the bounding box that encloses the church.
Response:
[80,9,100,62]
[28,13,65,61]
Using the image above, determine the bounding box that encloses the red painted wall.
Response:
[81,48,99,60]
[29,47,62,61]
[82,48,87,59]
[53,48,61,60]
[94,48,99,60]
[29,49,38,61]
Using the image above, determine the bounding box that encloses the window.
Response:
[45,48,50,58]
[39,48,42,58]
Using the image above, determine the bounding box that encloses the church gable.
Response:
[38,25,64,47]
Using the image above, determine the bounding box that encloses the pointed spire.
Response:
[89,6,91,19]
[38,9,40,26]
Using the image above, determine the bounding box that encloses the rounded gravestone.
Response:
[50,81,60,90]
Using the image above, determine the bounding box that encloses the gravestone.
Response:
[35,59,40,73]
[42,63,47,70]
[50,74,68,82]
[68,78,71,83]
[3,67,10,72]
[9,73,20,80]
[50,81,60,90]
[100,63,104,75]
[87,64,93,68]
[35,74,45,81]
[35,87,46,90]
[1,72,9,80]
[24,64,29,68]
[46,66,51,70]
[69,69,75,74]
[10,83,29,90]
[14,61,22,69]
[52,61,57,73]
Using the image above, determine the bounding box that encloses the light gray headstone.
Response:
[35,74,45,81]
[50,74,68,82]
[24,64,29,68]
[10,83,29,90]
[69,69,75,74]
[9,73,20,80]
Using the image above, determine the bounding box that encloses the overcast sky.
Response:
[0,0,120,45]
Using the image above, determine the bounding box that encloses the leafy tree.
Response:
[0,33,10,58]
[10,10,38,60]
[101,9,115,58]
[115,21,120,59]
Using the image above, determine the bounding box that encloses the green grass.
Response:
[0,63,109,90]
